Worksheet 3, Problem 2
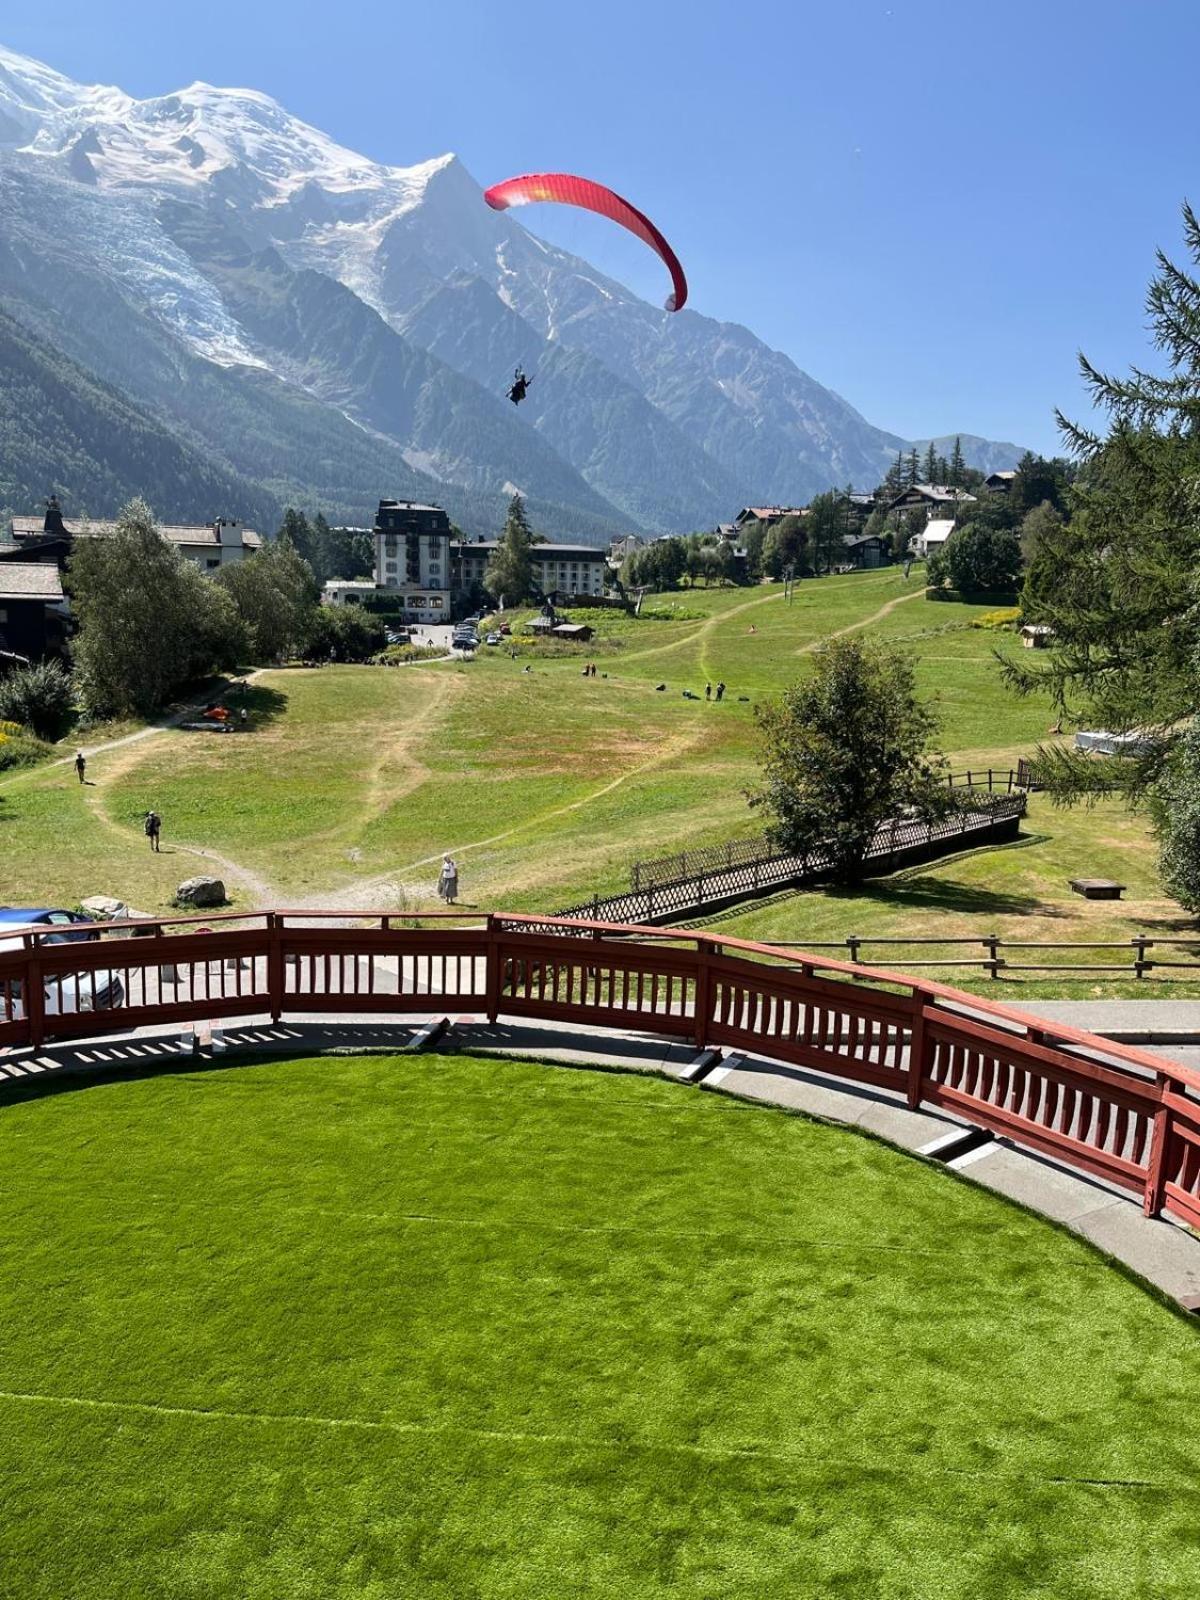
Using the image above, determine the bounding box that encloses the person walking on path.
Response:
[705,682,712,701]
[715,682,726,702]
[437,853,459,905]
[74,751,86,784]
[145,810,162,852]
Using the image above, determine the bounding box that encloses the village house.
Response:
[841,532,890,569]
[984,470,1018,493]
[609,533,645,564]
[886,483,977,515]
[0,562,70,662]
[732,505,807,530]
[912,518,956,559]
[4,498,261,572]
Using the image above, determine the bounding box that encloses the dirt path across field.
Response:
[793,584,924,655]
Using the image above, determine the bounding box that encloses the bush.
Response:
[374,643,446,664]
[0,723,53,771]
[970,607,1022,630]
[0,659,74,739]
[307,604,387,662]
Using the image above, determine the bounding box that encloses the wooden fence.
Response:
[629,770,1026,892]
[1,909,1198,1233]
[754,933,1200,982]
[561,792,1027,926]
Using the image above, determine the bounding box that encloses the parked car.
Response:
[485,633,502,646]
[0,908,127,1016]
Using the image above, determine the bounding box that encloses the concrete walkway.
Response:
[2,1009,1197,1309]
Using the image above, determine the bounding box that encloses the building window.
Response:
[430,596,444,608]
[206,558,221,569]
[411,595,428,607]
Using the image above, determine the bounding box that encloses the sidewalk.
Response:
[2,1009,1198,1309]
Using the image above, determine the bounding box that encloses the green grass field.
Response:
[2,1051,1197,1598]
[1,570,1190,993]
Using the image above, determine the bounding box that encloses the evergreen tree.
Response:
[1003,202,1200,817]
[884,451,905,493]
[807,494,844,574]
[936,453,950,483]
[949,436,966,487]
[905,447,920,487]
[922,441,938,483]
[485,495,535,604]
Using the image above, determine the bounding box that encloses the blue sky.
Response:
[8,0,1200,453]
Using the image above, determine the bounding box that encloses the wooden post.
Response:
[24,937,45,1050]
[693,936,714,1049]
[485,913,501,1024]
[847,935,861,966]
[1143,1073,1177,1217]
[907,991,931,1109]
[984,934,1000,980]
[1132,935,1151,980]
[266,913,284,1022]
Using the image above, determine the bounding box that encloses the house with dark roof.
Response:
[0,563,70,662]
[5,499,261,573]
[885,483,978,514]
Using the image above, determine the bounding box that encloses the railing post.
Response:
[984,934,1000,980]
[1143,1072,1178,1218]
[266,913,283,1022]
[24,935,45,1049]
[485,913,501,1024]
[693,936,714,1049]
[847,935,861,966]
[907,990,931,1109]
[1132,934,1151,980]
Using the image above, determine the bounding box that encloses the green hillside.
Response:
[0,305,278,526]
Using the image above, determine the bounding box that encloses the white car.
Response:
[0,908,127,1017]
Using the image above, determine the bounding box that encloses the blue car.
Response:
[0,908,125,1016]
[0,907,99,944]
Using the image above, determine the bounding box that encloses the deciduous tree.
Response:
[750,638,950,885]
[68,498,246,716]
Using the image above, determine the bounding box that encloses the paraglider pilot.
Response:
[507,367,532,405]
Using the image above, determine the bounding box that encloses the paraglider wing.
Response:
[483,173,688,312]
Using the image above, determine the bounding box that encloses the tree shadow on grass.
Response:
[829,875,1052,919]
[179,682,289,730]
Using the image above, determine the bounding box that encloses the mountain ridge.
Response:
[0,44,1027,537]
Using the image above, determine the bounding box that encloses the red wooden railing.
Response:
[2,910,1199,1231]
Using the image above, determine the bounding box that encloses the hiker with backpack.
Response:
[144,810,162,852]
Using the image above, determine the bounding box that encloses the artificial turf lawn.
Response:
[2,1054,1198,1598]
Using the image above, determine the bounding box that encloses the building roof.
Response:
[985,470,1018,486]
[454,541,606,558]
[10,516,261,548]
[842,532,887,548]
[0,563,65,602]
[323,580,378,592]
[735,506,807,523]
[921,518,957,543]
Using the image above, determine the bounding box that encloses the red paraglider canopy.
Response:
[483,173,688,312]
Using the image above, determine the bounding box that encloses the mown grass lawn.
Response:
[0,570,1189,994]
[2,1051,1197,1598]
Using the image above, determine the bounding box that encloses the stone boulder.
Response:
[174,876,228,909]
[79,896,129,924]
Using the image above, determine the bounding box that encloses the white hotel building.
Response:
[324,500,610,618]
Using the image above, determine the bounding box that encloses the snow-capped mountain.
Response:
[0,45,1024,534]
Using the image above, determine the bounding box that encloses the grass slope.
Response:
[1,1052,1197,1598]
[2,571,1191,992]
